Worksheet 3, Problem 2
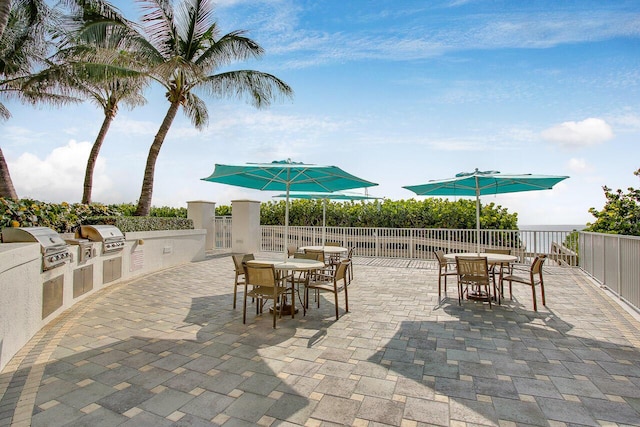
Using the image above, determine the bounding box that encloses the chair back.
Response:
[347,247,355,259]
[434,249,447,267]
[456,256,489,283]
[335,260,350,281]
[244,263,278,288]
[232,254,244,272]
[304,248,325,262]
[325,241,341,246]
[531,255,547,274]
[294,252,317,260]
[233,253,254,273]
[287,245,298,257]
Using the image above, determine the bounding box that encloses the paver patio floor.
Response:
[1,252,640,426]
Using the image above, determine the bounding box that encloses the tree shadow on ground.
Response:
[0,290,322,427]
[367,301,640,426]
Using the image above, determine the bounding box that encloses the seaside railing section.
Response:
[213,219,640,313]
[259,226,579,265]
[580,232,640,313]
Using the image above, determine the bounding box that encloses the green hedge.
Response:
[83,215,193,232]
[0,199,193,234]
[254,198,519,229]
[1,197,518,236]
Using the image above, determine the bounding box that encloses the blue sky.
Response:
[3,0,640,225]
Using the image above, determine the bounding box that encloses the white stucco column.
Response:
[232,199,261,254]
[187,200,216,250]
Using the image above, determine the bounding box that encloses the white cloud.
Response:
[3,126,48,147]
[10,140,113,203]
[610,112,640,131]
[541,118,613,148]
[567,158,592,173]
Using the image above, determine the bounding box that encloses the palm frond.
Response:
[0,0,53,77]
[195,30,263,70]
[138,0,178,58]
[203,70,293,108]
[182,91,208,129]
[176,0,216,60]
[0,101,10,120]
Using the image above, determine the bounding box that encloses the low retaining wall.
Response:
[0,229,206,372]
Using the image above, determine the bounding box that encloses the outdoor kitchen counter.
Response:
[0,242,41,265]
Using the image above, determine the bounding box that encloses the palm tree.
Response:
[130,0,293,216]
[54,0,148,204]
[0,0,59,199]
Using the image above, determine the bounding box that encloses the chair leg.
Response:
[291,286,295,319]
[334,290,339,320]
[233,281,238,309]
[272,289,278,328]
[242,284,248,324]
[344,282,349,314]
[540,281,546,306]
[531,285,538,312]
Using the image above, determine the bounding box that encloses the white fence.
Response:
[213,220,640,313]
[259,225,578,265]
[579,232,640,312]
[214,220,579,264]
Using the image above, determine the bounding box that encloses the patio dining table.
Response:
[246,258,326,315]
[443,252,518,264]
[444,252,518,302]
[299,245,348,255]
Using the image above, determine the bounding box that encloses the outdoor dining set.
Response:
[231,243,353,328]
[232,243,546,328]
[202,159,561,327]
[435,249,547,311]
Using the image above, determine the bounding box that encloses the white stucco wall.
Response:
[0,228,207,372]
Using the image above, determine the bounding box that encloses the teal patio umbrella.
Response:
[403,169,569,253]
[273,190,381,246]
[202,159,378,260]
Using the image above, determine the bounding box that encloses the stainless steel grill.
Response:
[77,225,125,253]
[1,226,71,270]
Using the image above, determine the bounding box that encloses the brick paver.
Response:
[1,251,640,426]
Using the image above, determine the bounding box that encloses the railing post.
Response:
[409,229,414,259]
[617,235,622,299]
[374,229,379,258]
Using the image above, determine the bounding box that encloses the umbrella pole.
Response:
[475,177,481,254]
[322,199,326,247]
[284,184,290,261]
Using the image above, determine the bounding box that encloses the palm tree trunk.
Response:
[0,147,18,199]
[82,110,115,204]
[0,0,11,40]
[134,101,181,216]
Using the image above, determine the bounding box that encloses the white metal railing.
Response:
[216,223,639,313]
[579,232,640,312]
[260,226,579,265]
[213,216,232,249]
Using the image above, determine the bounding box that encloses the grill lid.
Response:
[2,226,67,249]
[78,225,124,242]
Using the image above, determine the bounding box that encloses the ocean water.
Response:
[519,224,586,231]
[517,224,585,253]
